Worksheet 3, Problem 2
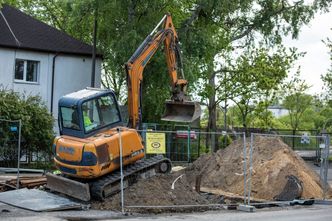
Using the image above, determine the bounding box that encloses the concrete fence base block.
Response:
[238,204,256,212]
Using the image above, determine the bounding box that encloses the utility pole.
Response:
[91,2,98,87]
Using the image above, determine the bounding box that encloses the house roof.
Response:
[0,4,102,57]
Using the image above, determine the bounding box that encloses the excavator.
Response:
[46,13,201,201]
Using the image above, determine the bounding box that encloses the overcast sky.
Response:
[283,7,332,95]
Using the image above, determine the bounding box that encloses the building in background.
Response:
[268,105,289,118]
[0,5,102,132]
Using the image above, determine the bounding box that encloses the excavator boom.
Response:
[125,13,201,128]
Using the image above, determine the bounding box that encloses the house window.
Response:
[14,59,39,83]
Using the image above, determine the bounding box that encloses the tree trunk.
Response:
[206,73,217,152]
[242,112,249,137]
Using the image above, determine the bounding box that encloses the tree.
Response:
[282,72,312,131]
[180,0,331,151]
[0,87,54,166]
[322,37,332,100]
[219,46,299,134]
[3,0,331,130]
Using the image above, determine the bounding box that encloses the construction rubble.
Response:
[0,175,46,192]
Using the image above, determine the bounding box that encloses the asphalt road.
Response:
[1,204,332,221]
[116,205,332,221]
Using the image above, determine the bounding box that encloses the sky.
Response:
[283,7,332,95]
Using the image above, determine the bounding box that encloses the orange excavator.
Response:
[46,13,201,201]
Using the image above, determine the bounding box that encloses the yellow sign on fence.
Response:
[146,132,166,154]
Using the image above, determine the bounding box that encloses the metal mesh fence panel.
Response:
[0,119,22,189]
[116,130,247,212]
[0,119,22,168]
[274,130,320,160]
[247,133,329,204]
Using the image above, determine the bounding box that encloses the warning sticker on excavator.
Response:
[146,132,166,154]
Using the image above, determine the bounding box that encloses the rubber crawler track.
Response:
[90,155,171,200]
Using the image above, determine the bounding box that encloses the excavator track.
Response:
[90,155,171,201]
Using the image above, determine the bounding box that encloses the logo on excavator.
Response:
[58,146,75,155]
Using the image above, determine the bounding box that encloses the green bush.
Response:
[199,144,211,154]
[218,135,232,149]
[0,88,54,166]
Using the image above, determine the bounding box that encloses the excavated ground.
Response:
[91,172,222,213]
[92,136,331,213]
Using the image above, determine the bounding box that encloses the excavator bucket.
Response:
[161,100,201,123]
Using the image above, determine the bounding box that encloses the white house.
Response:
[0,5,102,131]
[268,105,289,118]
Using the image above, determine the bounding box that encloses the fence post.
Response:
[292,130,295,150]
[211,130,216,152]
[243,132,247,205]
[316,134,320,162]
[117,128,124,214]
[187,126,190,163]
[16,120,21,190]
[323,135,330,200]
[248,133,254,205]
[197,127,200,158]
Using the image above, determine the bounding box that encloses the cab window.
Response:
[61,107,80,130]
[82,99,100,132]
[99,95,120,125]
[82,94,121,133]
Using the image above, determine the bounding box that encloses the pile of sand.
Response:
[185,136,328,200]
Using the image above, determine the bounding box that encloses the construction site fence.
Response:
[234,127,322,157]
[0,119,50,168]
[0,119,21,168]
[141,123,325,162]
[0,119,326,166]
[138,128,245,163]
[116,131,330,213]
[248,133,330,201]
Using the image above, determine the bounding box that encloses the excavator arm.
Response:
[125,13,200,129]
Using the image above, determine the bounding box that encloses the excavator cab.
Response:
[58,88,122,138]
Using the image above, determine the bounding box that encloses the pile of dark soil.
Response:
[185,136,330,200]
[91,173,212,212]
